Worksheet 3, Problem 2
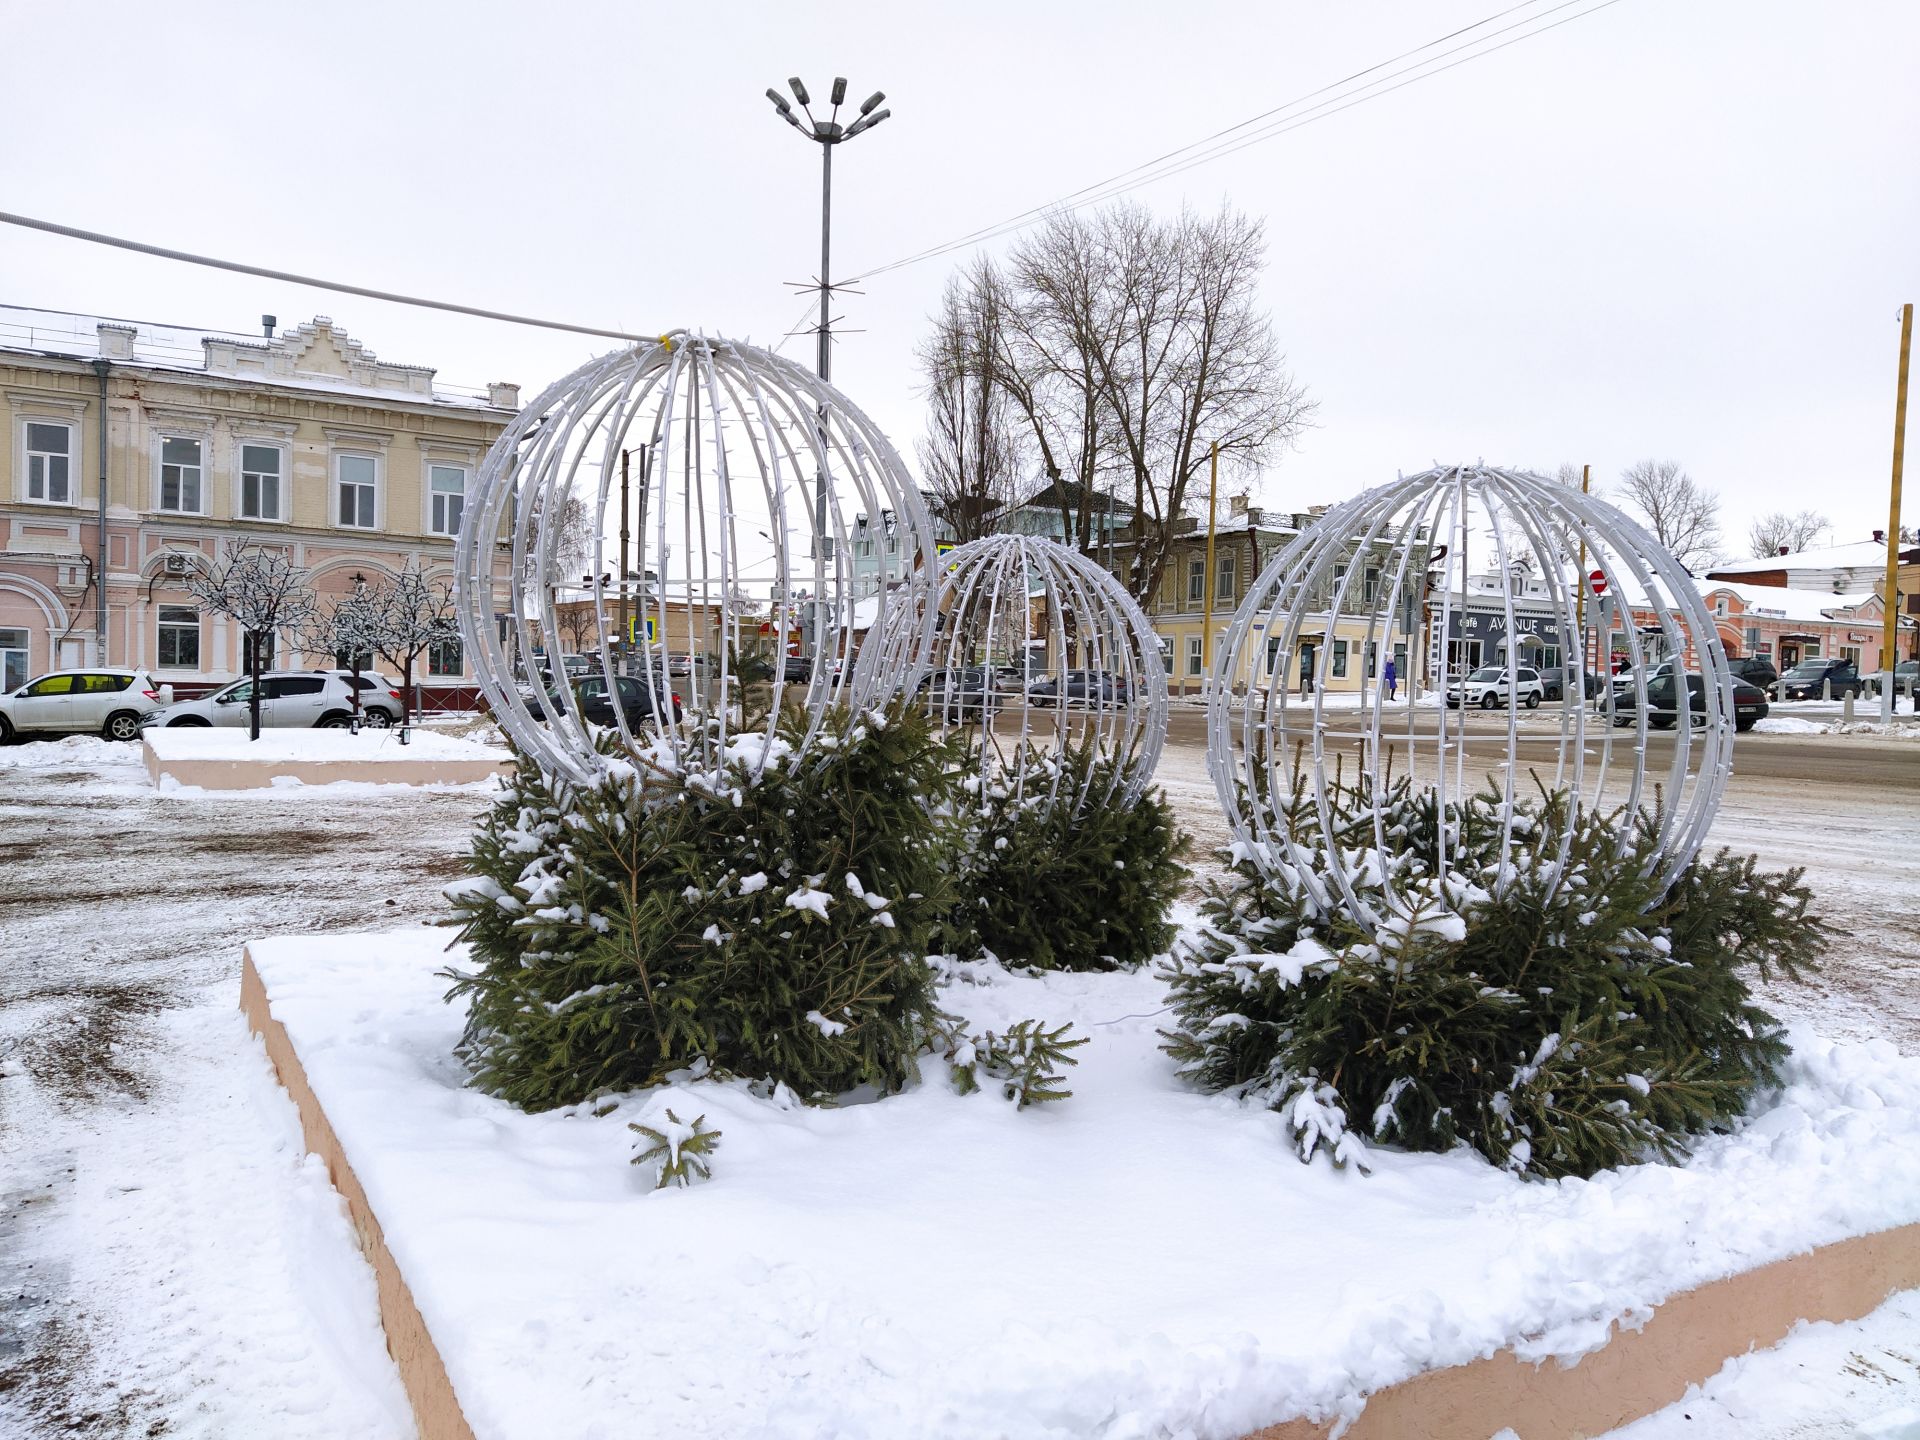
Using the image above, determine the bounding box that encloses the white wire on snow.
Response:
[1206,464,1736,932]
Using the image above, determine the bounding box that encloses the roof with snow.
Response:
[1708,540,1918,575]
[0,304,515,412]
[1696,578,1886,624]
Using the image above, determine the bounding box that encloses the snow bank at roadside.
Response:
[0,734,132,769]
[247,929,1920,1440]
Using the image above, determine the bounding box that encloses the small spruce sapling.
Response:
[629,1109,721,1189]
[941,1016,1089,1108]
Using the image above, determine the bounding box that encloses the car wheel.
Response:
[363,710,394,728]
[1735,719,1756,732]
[319,712,353,729]
[1480,693,1499,710]
[0,715,12,744]
[169,716,211,727]
[102,711,143,742]
[1524,692,1541,710]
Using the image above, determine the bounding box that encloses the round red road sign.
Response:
[1589,569,1608,596]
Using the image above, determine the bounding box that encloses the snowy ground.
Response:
[1,726,1915,1437]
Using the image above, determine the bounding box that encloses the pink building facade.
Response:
[0,308,517,702]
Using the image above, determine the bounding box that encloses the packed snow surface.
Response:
[248,930,1920,1440]
[143,727,507,764]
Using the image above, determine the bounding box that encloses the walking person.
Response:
[1383,655,1398,702]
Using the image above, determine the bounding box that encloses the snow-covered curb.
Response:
[240,929,1920,1439]
[142,728,511,791]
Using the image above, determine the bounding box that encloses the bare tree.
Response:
[555,601,599,656]
[183,541,317,740]
[365,563,459,723]
[1613,460,1722,572]
[973,202,1313,602]
[916,258,1027,542]
[1747,509,1830,559]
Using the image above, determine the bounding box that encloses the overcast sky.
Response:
[5,0,1915,560]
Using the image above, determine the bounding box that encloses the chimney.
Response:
[1778,545,1790,556]
[96,323,136,360]
[488,381,521,409]
[1873,529,1886,544]
[1229,492,1249,518]
[262,314,277,339]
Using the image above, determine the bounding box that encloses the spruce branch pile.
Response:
[940,1016,1089,1108]
[939,746,1189,971]
[1162,771,1822,1179]
[444,703,966,1111]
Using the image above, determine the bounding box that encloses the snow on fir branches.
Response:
[1161,770,1823,1180]
[443,703,972,1110]
[937,743,1188,972]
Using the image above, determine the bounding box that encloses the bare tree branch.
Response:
[182,541,317,739]
[1746,509,1831,559]
[1613,459,1722,573]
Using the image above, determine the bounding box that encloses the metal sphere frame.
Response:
[864,533,1170,814]
[1207,464,1736,932]
[455,331,936,786]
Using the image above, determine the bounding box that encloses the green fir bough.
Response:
[1161,771,1823,1179]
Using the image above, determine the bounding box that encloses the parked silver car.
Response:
[0,668,166,742]
[144,672,370,730]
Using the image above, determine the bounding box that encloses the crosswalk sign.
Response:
[627,616,658,644]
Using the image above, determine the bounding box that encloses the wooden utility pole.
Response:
[1200,441,1220,696]
[1881,303,1912,717]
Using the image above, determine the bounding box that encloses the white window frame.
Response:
[1185,634,1204,677]
[334,451,382,531]
[1331,638,1349,678]
[156,605,201,670]
[427,636,464,677]
[237,440,289,523]
[427,462,467,538]
[22,418,77,506]
[1216,552,1235,602]
[1186,559,1205,606]
[155,433,208,515]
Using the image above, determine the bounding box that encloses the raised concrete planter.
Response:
[144,728,510,790]
[239,942,1920,1440]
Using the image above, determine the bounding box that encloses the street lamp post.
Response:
[766,76,890,659]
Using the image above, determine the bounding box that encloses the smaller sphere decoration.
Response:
[455,332,935,785]
[1207,464,1736,929]
[862,533,1169,814]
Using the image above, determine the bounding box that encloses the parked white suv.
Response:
[0,668,166,742]
[1446,666,1545,710]
[144,672,370,730]
[317,670,405,725]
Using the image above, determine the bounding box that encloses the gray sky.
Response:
[5,0,1915,559]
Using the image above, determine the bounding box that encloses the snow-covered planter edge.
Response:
[238,932,1920,1440]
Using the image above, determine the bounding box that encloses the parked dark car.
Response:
[781,656,815,684]
[1867,660,1920,697]
[524,674,682,727]
[1728,656,1778,689]
[1026,670,1131,705]
[1540,666,1606,702]
[1610,673,1769,732]
[916,666,994,721]
[1779,659,1864,700]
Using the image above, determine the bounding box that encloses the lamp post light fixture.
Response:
[764,76,890,657]
[764,76,890,383]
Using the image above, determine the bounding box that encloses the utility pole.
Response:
[1881,302,1912,720]
[1200,441,1219,698]
[619,448,632,677]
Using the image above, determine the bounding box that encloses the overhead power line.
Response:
[0,210,656,344]
[844,0,1627,285]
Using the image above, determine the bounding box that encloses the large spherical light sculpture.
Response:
[454,332,935,785]
[863,533,1169,813]
[1207,464,1735,930]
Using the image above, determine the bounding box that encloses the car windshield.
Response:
[1467,668,1503,683]
[1784,663,1827,678]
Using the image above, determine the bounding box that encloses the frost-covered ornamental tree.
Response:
[366,562,458,723]
[181,541,318,740]
[303,580,389,723]
[443,703,969,1110]
[939,747,1188,971]
[1160,772,1823,1180]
